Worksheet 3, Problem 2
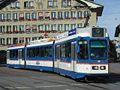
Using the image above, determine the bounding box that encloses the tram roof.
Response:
[26,38,54,47]
[7,44,25,50]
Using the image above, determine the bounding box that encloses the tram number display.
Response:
[92,28,104,37]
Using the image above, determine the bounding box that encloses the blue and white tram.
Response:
[7,44,25,68]
[54,27,109,79]
[7,27,109,79]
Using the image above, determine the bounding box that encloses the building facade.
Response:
[0,0,103,50]
[115,24,120,61]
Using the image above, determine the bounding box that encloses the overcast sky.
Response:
[95,0,120,40]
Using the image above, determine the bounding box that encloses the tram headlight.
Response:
[100,66,106,70]
[92,66,99,70]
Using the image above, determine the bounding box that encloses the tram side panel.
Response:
[7,47,25,68]
[54,38,79,78]
[25,44,54,71]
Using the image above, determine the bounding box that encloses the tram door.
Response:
[18,49,23,66]
[71,42,76,72]
[55,45,60,73]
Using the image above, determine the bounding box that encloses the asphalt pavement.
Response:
[0,63,120,90]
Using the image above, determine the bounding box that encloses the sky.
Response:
[95,0,120,40]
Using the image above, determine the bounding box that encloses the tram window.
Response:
[7,51,10,59]
[78,40,88,60]
[40,46,52,58]
[61,44,65,58]
[55,45,58,58]
[27,48,33,58]
[10,49,18,59]
[65,42,71,58]
[22,49,24,59]
[55,45,60,59]
[19,50,22,59]
[90,40,107,60]
[60,42,71,61]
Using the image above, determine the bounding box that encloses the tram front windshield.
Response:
[90,40,107,60]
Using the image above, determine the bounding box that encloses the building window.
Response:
[24,1,34,9]
[32,12,37,20]
[26,37,31,43]
[51,24,56,31]
[0,13,5,21]
[19,25,24,33]
[6,13,11,21]
[29,1,34,8]
[53,0,58,7]
[25,12,31,20]
[10,1,20,9]
[32,37,37,41]
[38,25,44,32]
[0,26,5,33]
[58,12,63,19]
[16,1,20,8]
[32,25,37,33]
[71,11,76,19]
[48,0,58,7]
[0,26,2,33]
[0,38,1,45]
[19,37,24,43]
[77,23,83,28]
[64,24,69,31]
[45,12,50,19]
[10,2,15,8]
[45,24,50,32]
[13,25,18,33]
[38,12,44,20]
[48,0,53,7]
[26,25,31,33]
[0,14,1,21]
[6,38,11,45]
[13,13,18,20]
[6,26,12,33]
[62,0,71,7]
[24,1,28,8]
[58,24,63,31]
[51,12,56,19]
[64,11,70,19]
[71,24,76,29]
[84,11,89,18]
[1,38,5,45]
[19,13,24,20]
[78,11,82,19]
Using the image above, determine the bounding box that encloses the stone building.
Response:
[0,0,103,50]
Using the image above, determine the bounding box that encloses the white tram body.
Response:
[7,27,109,79]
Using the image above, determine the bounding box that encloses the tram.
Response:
[7,27,109,79]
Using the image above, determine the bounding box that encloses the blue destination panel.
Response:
[68,28,76,36]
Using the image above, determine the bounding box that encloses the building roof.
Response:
[76,0,103,16]
[0,0,103,16]
[0,0,16,9]
[115,24,120,37]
